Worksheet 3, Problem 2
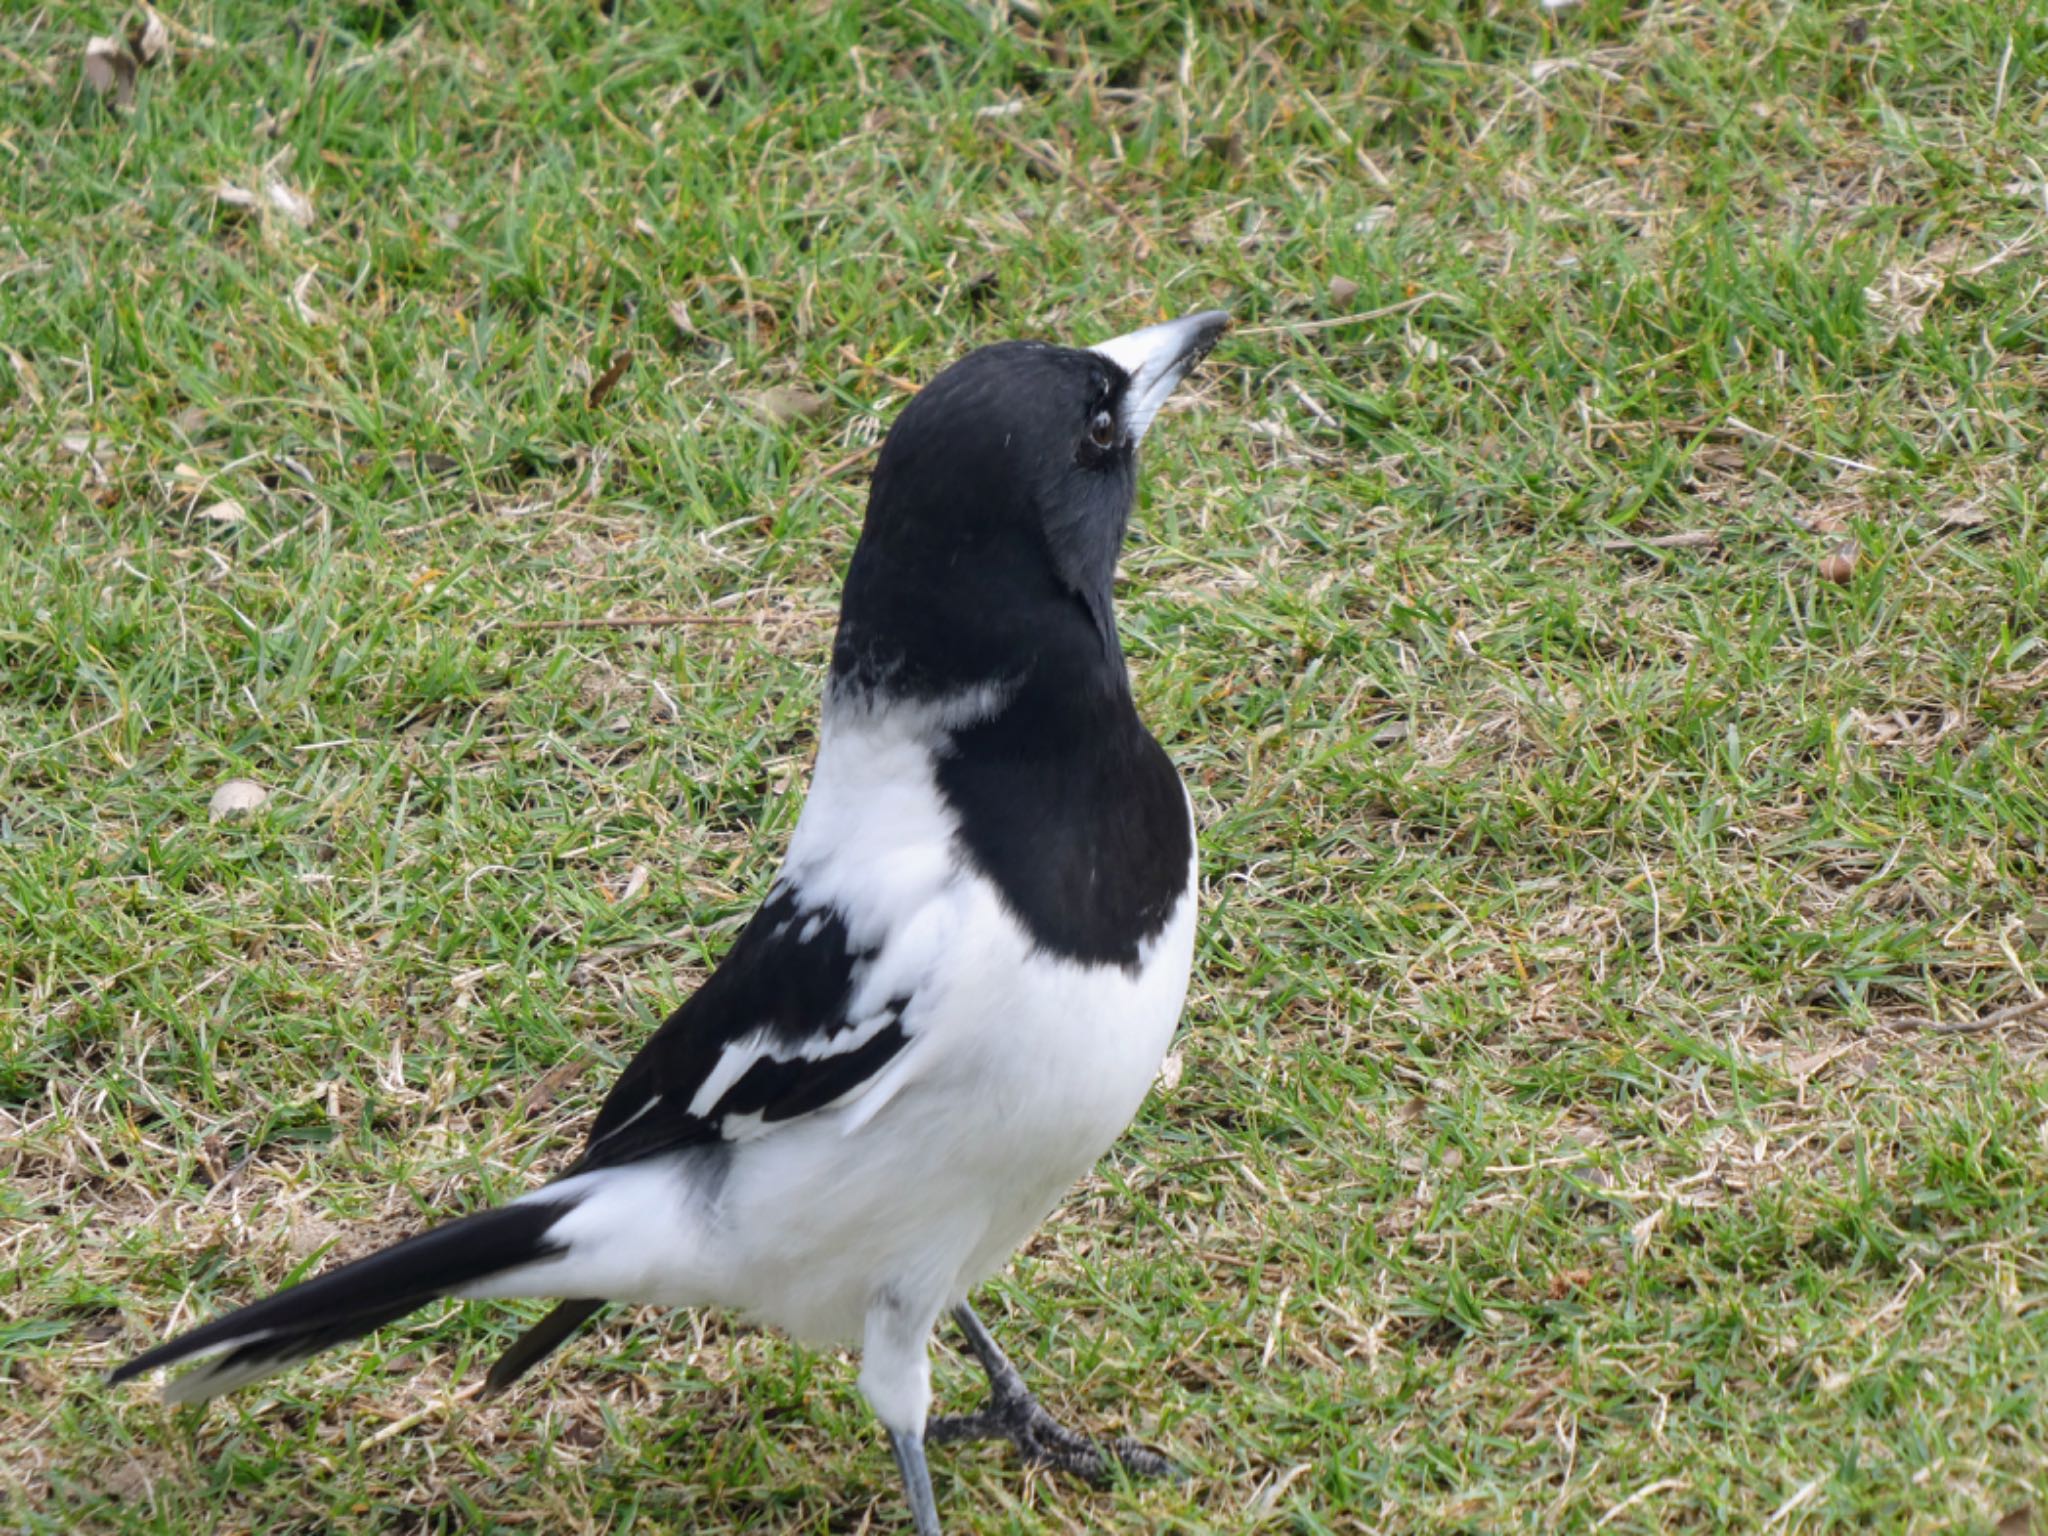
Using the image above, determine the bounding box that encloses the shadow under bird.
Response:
[112,307,1231,1535]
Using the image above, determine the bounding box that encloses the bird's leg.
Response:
[926,1303,1176,1483]
[885,1426,945,1536]
[861,1291,947,1535]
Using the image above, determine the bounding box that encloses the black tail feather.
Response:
[111,1197,581,1396]
[482,1298,607,1397]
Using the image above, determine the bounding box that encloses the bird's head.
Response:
[834,310,1229,703]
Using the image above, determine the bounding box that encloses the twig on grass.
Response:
[1879,990,2048,1037]
[1596,530,1721,552]
[1723,415,1881,475]
[787,438,882,500]
[361,1381,486,1448]
[501,613,760,632]
[1234,291,1460,337]
[984,126,1154,259]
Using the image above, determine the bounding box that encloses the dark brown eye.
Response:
[1089,409,1117,448]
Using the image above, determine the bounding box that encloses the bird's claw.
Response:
[928,1391,1176,1484]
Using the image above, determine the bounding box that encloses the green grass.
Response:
[5,0,2048,1530]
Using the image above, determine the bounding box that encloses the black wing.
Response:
[568,884,917,1174]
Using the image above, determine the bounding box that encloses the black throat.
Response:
[833,529,1190,972]
[930,670,1192,971]
[826,334,1193,969]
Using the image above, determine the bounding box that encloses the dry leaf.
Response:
[519,1056,592,1114]
[1404,328,1444,362]
[1186,209,1232,250]
[1329,276,1360,306]
[586,350,633,409]
[214,181,260,215]
[290,269,323,324]
[197,1133,230,1187]
[1202,130,1245,167]
[744,385,829,426]
[1819,541,1858,584]
[208,778,269,820]
[964,270,1000,310]
[198,498,246,525]
[130,7,170,66]
[7,347,44,405]
[90,1458,157,1503]
[667,298,699,338]
[1865,263,1943,339]
[262,172,314,228]
[1247,1463,1315,1519]
[1154,1050,1184,1091]
[1996,1507,2032,1536]
[168,463,217,509]
[83,36,137,107]
[726,297,779,336]
[612,864,650,904]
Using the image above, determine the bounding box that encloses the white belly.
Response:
[486,693,1200,1349]
[687,869,1196,1345]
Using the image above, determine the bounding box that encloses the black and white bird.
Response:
[112,308,1230,1536]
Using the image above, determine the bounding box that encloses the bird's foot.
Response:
[927,1390,1175,1485]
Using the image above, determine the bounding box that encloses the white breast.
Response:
[686,690,1199,1343]
[493,690,1198,1346]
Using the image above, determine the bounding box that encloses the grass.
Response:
[4,0,2047,1530]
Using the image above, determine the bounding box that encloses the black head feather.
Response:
[833,340,1142,701]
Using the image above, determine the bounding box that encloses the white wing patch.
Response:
[664,688,989,1138]
[685,1003,910,1123]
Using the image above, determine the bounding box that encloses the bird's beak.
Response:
[1089,309,1231,446]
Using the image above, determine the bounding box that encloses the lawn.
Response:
[4,1,2047,1531]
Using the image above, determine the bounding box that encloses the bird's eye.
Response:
[1089,409,1117,449]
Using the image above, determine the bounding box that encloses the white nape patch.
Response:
[818,678,1011,736]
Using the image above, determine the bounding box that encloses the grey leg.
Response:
[885,1426,944,1536]
[926,1303,1176,1483]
